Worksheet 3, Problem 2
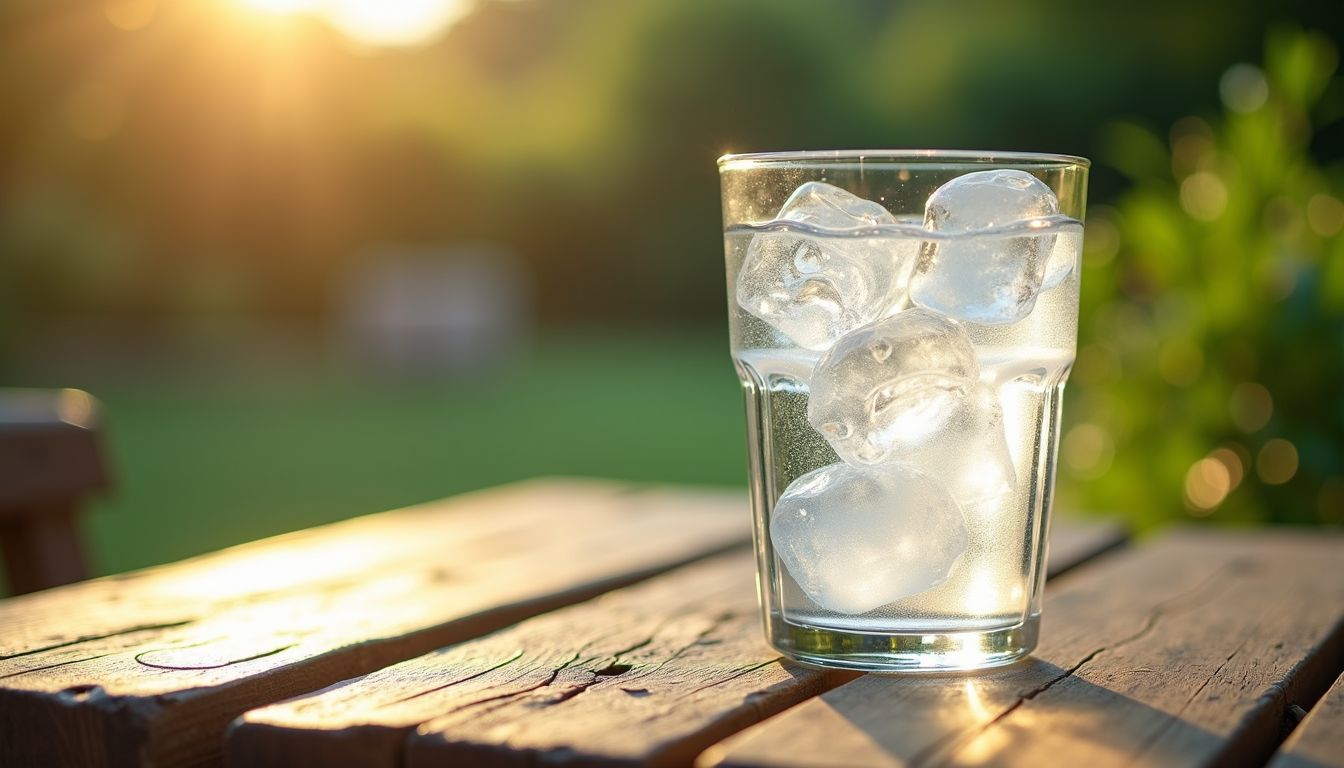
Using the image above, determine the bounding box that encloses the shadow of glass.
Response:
[779,657,1326,768]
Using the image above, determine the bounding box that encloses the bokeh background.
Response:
[2,0,1342,588]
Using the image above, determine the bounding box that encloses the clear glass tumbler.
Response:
[719,150,1089,671]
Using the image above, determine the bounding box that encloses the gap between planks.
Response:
[1270,666,1344,768]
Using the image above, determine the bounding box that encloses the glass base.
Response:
[770,614,1039,672]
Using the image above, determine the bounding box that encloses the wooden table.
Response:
[0,479,1339,768]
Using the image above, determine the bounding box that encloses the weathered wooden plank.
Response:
[1271,671,1344,768]
[229,551,853,768]
[701,529,1344,768]
[0,480,749,768]
[226,518,1122,767]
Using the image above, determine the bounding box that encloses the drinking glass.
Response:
[719,150,1089,671]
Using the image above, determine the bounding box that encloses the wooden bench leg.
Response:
[0,502,90,595]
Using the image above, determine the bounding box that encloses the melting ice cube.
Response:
[807,308,977,459]
[1040,227,1083,290]
[910,169,1061,325]
[736,182,916,350]
[875,383,1015,503]
[807,308,1015,502]
[770,462,968,614]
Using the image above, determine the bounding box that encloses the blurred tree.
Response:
[1,0,1342,531]
[1059,26,1343,528]
[6,0,1336,349]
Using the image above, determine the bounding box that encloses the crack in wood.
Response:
[606,635,657,661]
[589,609,704,672]
[0,654,113,680]
[482,615,749,715]
[436,652,583,718]
[616,618,734,690]
[382,650,527,708]
[516,620,772,717]
[134,643,298,670]
[680,660,779,701]
[0,621,195,661]
[542,676,601,706]
[421,606,755,722]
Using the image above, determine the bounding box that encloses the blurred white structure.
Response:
[336,245,532,377]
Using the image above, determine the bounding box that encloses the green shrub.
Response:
[1060,26,1343,528]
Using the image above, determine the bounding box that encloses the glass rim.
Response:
[718,148,1090,171]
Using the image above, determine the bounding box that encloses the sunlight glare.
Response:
[241,0,321,11]
[964,568,1001,616]
[963,680,990,721]
[324,0,468,48]
[238,0,467,48]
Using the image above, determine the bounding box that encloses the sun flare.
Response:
[239,0,468,48]
[241,0,321,12]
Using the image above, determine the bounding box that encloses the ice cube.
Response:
[1040,227,1082,290]
[770,462,967,614]
[807,308,977,460]
[807,308,1015,502]
[736,182,916,350]
[910,169,1061,324]
[877,383,1015,502]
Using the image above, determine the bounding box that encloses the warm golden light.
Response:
[925,633,986,669]
[1185,457,1231,514]
[963,680,991,721]
[55,389,97,428]
[241,0,321,11]
[238,0,467,47]
[1209,447,1245,490]
[105,0,158,31]
[330,0,468,47]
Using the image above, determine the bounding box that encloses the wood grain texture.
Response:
[226,519,1123,767]
[1271,671,1344,768]
[702,529,1344,768]
[229,552,854,768]
[0,480,749,768]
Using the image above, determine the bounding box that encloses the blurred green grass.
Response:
[70,330,745,576]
